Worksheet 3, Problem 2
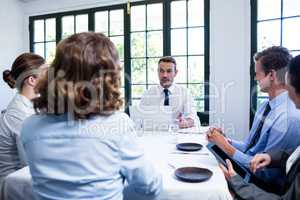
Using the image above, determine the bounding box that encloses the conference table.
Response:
[2,128,232,200]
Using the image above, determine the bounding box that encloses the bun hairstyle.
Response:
[3,53,45,90]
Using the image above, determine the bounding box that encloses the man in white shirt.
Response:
[140,56,199,128]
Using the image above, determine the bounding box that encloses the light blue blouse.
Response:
[21,112,162,200]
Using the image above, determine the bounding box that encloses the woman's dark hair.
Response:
[3,53,45,89]
[33,32,123,120]
[288,55,300,94]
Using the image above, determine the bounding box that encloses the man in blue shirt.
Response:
[207,46,300,189]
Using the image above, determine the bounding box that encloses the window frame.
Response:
[29,0,210,119]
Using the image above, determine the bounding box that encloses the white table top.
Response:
[2,130,232,200]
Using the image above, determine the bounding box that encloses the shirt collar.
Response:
[17,93,33,109]
[269,91,289,110]
[159,83,176,95]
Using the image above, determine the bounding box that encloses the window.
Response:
[29,0,209,113]
[250,0,300,121]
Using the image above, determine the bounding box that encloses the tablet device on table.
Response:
[206,143,252,182]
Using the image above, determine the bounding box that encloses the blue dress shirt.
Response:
[231,91,300,186]
[21,112,162,200]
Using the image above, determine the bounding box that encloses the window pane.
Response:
[62,16,74,39]
[282,18,300,50]
[195,100,204,112]
[45,42,56,63]
[174,56,187,83]
[257,20,281,51]
[147,58,159,84]
[34,43,44,58]
[188,56,204,83]
[45,18,55,41]
[132,99,141,106]
[120,61,125,87]
[76,14,88,33]
[188,0,204,26]
[283,0,300,17]
[131,32,146,58]
[147,31,163,57]
[34,20,44,42]
[110,10,123,35]
[257,0,281,20]
[131,5,145,31]
[95,11,108,35]
[188,28,204,55]
[131,59,146,84]
[189,84,204,99]
[171,1,186,28]
[171,29,187,55]
[132,85,146,98]
[110,36,124,60]
[147,3,162,30]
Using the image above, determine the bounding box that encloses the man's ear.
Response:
[269,70,276,81]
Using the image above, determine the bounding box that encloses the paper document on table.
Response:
[177,126,209,134]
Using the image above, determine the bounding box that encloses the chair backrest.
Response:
[197,112,209,126]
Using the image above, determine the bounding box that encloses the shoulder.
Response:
[143,85,160,95]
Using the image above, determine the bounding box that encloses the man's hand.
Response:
[206,128,235,156]
[250,153,271,173]
[177,113,194,128]
[219,159,236,180]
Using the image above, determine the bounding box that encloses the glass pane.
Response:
[257,20,281,51]
[188,0,204,26]
[95,11,108,35]
[131,32,146,58]
[147,58,160,84]
[62,16,74,39]
[45,42,56,63]
[131,5,145,31]
[110,9,123,35]
[120,61,125,87]
[132,85,146,98]
[188,28,204,55]
[34,20,44,42]
[282,18,300,50]
[131,59,146,84]
[120,88,125,99]
[147,3,162,30]
[171,29,187,55]
[257,0,281,20]
[76,14,88,33]
[171,0,186,28]
[110,36,124,60]
[174,56,187,83]
[283,0,300,17]
[195,100,204,112]
[188,56,204,83]
[189,84,204,99]
[45,18,55,41]
[132,99,141,106]
[147,31,163,57]
[34,43,44,58]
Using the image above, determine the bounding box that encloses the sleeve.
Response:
[268,150,293,168]
[119,126,162,197]
[228,174,300,200]
[231,139,247,152]
[232,149,253,168]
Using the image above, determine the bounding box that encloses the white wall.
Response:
[209,0,251,140]
[20,0,251,140]
[0,0,25,110]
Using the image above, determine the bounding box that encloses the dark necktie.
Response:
[163,89,169,106]
[244,103,271,153]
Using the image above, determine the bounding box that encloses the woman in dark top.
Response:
[220,55,300,200]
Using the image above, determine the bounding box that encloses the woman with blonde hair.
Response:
[21,32,162,200]
[0,53,45,184]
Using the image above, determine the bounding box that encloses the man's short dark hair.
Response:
[158,56,177,68]
[254,46,292,83]
[288,55,300,95]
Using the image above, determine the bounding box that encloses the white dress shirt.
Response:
[140,84,200,126]
[0,93,34,182]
